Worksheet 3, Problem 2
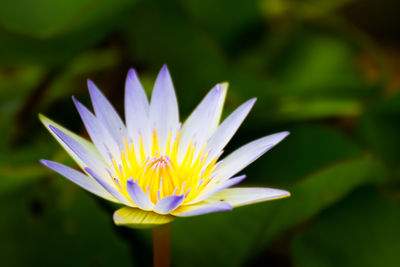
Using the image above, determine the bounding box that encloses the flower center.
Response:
[109,130,219,205]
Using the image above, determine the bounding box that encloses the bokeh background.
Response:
[1,0,400,266]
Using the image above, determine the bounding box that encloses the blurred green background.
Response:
[1,0,400,266]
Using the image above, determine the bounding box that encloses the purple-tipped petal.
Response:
[209,82,228,133]
[48,124,107,176]
[39,114,96,151]
[73,97,120,164]
[40,159,118,202]
[154,194,185,214]
[85,168,133,207]
[172,201,232,217]
[208,187,290,207]
[39,114,102,168]
[178,83,227,163]
[188,175,246,204]
[87,80,126,146]
[213,132,290,182]
[205,98,256,165]
[124,69,151,155]
[126,178,154,210]
[149,65,179,153]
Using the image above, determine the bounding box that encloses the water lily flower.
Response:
[39,65,290,228]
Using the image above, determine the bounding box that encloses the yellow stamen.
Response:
[109,129,220,205]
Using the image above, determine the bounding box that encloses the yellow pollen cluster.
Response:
[110,130,219,205]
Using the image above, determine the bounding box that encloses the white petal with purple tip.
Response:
[126,178,154,210]
[150,65,179,153]
[46,123,108,178]
[85,168,133,207]
[124,69,152,156]
[213,132,290,182]
[73,97,121,164]
[39,114,100,160]
[205,98,256,165]
[188,175,246,204]
[172,201,232,217]
[178,83,226,163]
[40,160,118,203]
[87,80,126,146]
[208,187,290,207]
[154,194,185,214]
[209,82,228,133]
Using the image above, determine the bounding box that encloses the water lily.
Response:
[39,65,290,228]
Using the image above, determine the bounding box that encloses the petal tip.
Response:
[38,113,46,124]
[39,159,48,166]
[71,96,81,108]
[161,64,168,71]
[220,81,229,89]
[127,68,137,77]
[112,212,123,225]
[87,79,101,96]
[87,79,95,88]
[38,113,51,126]
[158,65,171,80]
[280,131,290,139]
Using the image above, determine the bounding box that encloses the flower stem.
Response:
[152,223,171,267]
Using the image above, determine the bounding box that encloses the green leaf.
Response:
[177,0,263,48]
[0,0,139,65]
[253,154,388,252]
[0,179,134,266]
[0,164,44,196]
[292,187,400,267]
[0,0,136,38]
[358,94,400,167]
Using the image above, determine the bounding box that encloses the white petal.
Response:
[43,122,126,201]
[213,132,290,181]
[126,178,154,210]
[188,175,246,204]
[207,187,290,207]
[172,201,232,217]
[178,84,226,163]
[150,65,179,154]
[40,160,118,203]
[39,114,106,176]
[124,69,152,156]
[73,97,120,164]
[39,114,98,157]
[85,168,133,207]
[209,82,228,133]
[154,194,185,214]
[87,80,126,146]
[205,98,256,165]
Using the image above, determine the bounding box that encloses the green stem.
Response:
[152,223,171,267]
